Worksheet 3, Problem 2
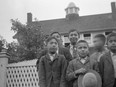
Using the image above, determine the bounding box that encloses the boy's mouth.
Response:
[111,46,116,48]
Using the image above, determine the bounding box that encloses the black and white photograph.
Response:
[0,0,116,87]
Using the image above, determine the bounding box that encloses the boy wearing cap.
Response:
[39,36,67,87]
[99,32,116,87]
[66,40,97,87]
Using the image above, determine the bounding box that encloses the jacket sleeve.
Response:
[99,56,104,86]
[60,56,68,87]
[36,49,47,71]
[66,61,77,81]
[90,58,99,73]
[39,57,46,87]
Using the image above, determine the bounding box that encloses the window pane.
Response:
[83,33,91,44]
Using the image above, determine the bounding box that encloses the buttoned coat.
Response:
[39,54,67,87]
[66,56,97,87]
[99,51,115,87]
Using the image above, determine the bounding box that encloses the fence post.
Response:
[0,49,9,87]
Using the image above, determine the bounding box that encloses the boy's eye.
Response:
[74,34,77,36]
[78,47,82,49]
[83,47,87,49]
[109,40,116,43]
[70,34,73,36]
[50,42,53,44]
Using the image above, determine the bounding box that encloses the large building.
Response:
[18,2,116,46]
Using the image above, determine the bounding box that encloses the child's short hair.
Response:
[68,29,80,38]
[50,31,61,37]
[107,32,116,43]
[77,40,89,47]
[94,34,106,45]
[46,36,59,45]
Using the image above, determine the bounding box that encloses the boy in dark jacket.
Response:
[39,36,67,87]
[99,32,116,87]
[36,32,72,71]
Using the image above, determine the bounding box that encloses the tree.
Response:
[0,35,7,52]
[9,19,45,62]
[7,42,20,63]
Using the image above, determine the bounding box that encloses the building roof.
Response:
[32,13,116,35]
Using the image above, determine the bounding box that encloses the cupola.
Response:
[65,2,79,20]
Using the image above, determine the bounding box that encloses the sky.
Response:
[0,0,115,43]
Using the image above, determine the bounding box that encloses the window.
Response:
[105,31,112,36]
[70,8,73,14]
[83,33,91,44]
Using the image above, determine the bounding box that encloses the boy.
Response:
[90,34,108,62]
[39,36,67,87]
[99,32,116,87]
[66,40,97,87]
[36,32,72,70]
[68,29,80,59]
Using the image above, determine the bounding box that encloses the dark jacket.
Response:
[66,44,73,58]
[66,56,97,87]
[99,51,115,87]
[39,54,67,87]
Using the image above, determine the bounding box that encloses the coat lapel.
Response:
[46,54,51,61]
[105,52,113,66]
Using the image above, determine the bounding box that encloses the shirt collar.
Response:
[110,51,116,57]
[70,44,77,49]
[70,44,73,49]
[78,56,89,64]
[48,53,58,61]
[79,56,88,60]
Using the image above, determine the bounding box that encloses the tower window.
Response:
[70,8,73,13]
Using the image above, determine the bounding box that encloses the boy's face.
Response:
[69,31,79,45]
[93,38,104,49]
[47,39,58,54]
[77,42,89,58]
[107,36,116,53]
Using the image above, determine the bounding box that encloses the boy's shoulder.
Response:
[69,58,78,64]
[40,55,46,60]
[57,54,66,60]
[100,51,110,61]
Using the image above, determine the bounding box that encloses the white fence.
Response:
[6,59,39,87]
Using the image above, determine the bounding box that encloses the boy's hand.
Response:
[75,68,87,75]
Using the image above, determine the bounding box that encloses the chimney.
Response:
[111,2,116,20]
[27,13,32,24]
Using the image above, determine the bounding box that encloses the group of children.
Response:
[37,29,116,87]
